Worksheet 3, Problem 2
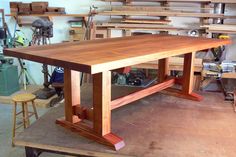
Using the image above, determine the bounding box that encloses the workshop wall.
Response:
[2,0,236,85]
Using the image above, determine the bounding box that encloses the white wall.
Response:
[1,1,236,85]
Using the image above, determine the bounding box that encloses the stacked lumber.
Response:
[9,1,66,15]
[31,2,48,14]
[18,3,31,15]
[95,0,215,37]
[97,22,201,31]
[9,2,21,15]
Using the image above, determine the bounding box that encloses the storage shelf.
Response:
[6,14,88,17]
[99,0,236,3]
[98,11,236,19]
[6,13,88,26]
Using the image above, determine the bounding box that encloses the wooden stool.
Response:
[12,93,38,146]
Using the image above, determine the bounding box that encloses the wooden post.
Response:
[158,58,169,83]
[64,68,81,123]
[182,52,195,94]
[107,29,111,38]
[93,71,111,136]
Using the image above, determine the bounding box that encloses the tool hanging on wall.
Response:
[31,18,55,99]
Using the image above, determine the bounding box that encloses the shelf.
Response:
[6,13,89,26]
[99,0,236,3]
[98,11,236,19]
[6,14,88,17]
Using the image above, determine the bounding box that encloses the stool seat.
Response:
[12,93,36,102]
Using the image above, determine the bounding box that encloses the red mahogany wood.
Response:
[111,78,176,110]
[3,35,231,150]
[3,34,231,74]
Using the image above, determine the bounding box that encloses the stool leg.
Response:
[24,102,30,127]
[12,102,17,147]
[32,100,38,120]
[22,103,26,129]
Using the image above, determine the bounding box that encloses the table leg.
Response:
[158,58,169,83]
[181,52,203,100]
[93,71,125,150]
[64,68,81,123]
[93,71,111,136]
[56,70,124,150]
[163,52,203,101]
[161,52,203,101]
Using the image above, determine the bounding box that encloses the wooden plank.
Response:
[111,78,175,110]
[101,26,200,32]
[111,5,212,12]
[56,118,125,150]
[93,71,111,136]
[121,19,171,24]
[64,68,81,123]
[162,88,203,101]
[202,24,236,31]
[98,11,236,19]
[206,30,236,34]
[98,23,174,28]
[4,35,231,74]
[222,73,236,79]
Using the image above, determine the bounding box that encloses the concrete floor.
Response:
[0,104,53,157]
[0,86,236,157]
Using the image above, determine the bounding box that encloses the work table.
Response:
[4,34,231,150]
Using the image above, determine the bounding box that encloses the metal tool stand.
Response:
[31,19,55,99]
[18,58,36,90]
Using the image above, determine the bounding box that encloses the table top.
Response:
[4,35,231,74]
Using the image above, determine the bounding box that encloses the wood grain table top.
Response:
[4,34,231,74]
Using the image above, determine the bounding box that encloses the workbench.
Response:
[4,34,231,150]
[13,86,236,157]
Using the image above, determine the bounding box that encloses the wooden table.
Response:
[4,34,231,150]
